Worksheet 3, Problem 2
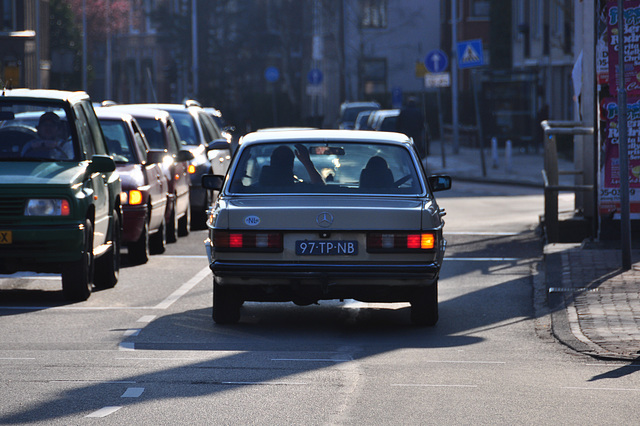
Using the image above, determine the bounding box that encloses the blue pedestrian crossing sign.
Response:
[425,49,448,73]
[456,39,484,69]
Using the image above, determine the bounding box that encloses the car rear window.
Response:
[228,141,424,195]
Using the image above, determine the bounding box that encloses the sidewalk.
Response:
[428,139,640,361]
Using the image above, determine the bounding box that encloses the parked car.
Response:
[0,88,121,301]
[103,105,194,242]
[96,108,169,265]
[354,110,376,130]
[202,129,451,325]
[126,102,231,228]
[337,101,380,129]
[368,109,401,132]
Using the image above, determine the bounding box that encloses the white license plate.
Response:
[295,240,358,255]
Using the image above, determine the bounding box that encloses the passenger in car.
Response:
[259,144,324,186]
[359,156,395,189]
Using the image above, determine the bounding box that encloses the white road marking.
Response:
[119,342,135,351]
[86,406,122,418]
[391,384,478,388]
[272,358,350,362]
[123,329,141,337]
[137,315,156,323]
[121,387,144,398]
[154,266,211,309]
[157,255,207,258]
[445,231,521,236]
[563,386,640,392]
[444,257,520,262]
[222,381,308,386]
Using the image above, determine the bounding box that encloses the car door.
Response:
[166,118,190,213]
[73,103,110,245]
[132,121,167,231]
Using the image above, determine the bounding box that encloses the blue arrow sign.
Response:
[264,66,280,82]
[425,49,448,73]
[456,39,484,69]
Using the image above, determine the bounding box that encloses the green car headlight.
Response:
[24,199,71,216]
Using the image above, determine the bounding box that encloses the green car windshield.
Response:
[0,103,76,161]
[228,141,424,195]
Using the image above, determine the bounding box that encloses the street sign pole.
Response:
[451,0,459,154]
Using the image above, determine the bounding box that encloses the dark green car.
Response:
[0,89,122,301]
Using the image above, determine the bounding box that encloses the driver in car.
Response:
[260,144,325,186]
[22,112,73,160]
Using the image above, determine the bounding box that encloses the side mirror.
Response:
[206,138,231,152]
[428,175,452,192]
[87,155,116,174]
[202,174,225,191]
[176,149,194,162]
[146,149,168,164]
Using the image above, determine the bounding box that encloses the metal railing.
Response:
[541,120,594,242]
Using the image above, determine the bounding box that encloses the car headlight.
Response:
[24,199,71,216]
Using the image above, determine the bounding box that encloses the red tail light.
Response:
[213,231,283,252]
[367,232,436,252]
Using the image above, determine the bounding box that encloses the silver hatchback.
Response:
[203,129,451,325]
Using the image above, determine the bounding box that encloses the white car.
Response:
[203,129,451,325]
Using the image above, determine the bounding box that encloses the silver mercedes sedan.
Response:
[203,129,451,325]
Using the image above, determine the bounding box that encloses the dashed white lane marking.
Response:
[137,315,156,323]
[445,231,521,236]
[445,257,520,262]
[86,406,121,418]
[121,387,144,398]
[119,342,135,351]
[272,358,350,362]
[154,266,211,309]
[391,384,478,388]
[563,386,640,392]
[123,329,141,337]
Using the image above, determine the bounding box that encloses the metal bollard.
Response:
[505,139,512,173]
[491,137,499,169]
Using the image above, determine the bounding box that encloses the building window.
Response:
[361,0,387,29]
[2,0,14,32]
[470,0,490,17]
[360,58,386,94]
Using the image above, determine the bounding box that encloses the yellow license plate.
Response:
[0,231,12,244]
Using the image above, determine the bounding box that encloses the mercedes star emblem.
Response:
[316,212,334,228]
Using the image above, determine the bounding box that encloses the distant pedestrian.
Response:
[397,97,426,157]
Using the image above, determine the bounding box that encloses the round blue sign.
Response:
[424,50,449,73]
[307,68,323,85]
[265,66,280,82]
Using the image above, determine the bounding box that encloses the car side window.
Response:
[131,121,149,162]
[197,113,215,143]
[73,104,95,158]
[166,121,181,154]
[81,102,107,155]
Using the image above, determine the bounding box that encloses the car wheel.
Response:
[410,282,438,326]
[94,210,121,289]
[191,189,210,231]
[166,197,178,244]
[178,200,190,237]
[212,278,241,324]
[128,217,149,265]
[62,218,94,301]
[149,217,166,255]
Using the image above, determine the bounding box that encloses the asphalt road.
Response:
[1,182,638,424]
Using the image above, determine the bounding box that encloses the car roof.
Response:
[0,88,91,103]
[239,129,412,146]
[95,108,135,123]
[101,104,171,121]
[126,103,204,113]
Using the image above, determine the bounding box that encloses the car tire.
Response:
[94,210,121,289]
[149,217,166,255]
[212,278,241,324]
[410,282,438,326]
[166,197,178,244]
[191,189,210,231]
[128,217,149,265]
[178,200,190,237]
[62,219,94,301]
